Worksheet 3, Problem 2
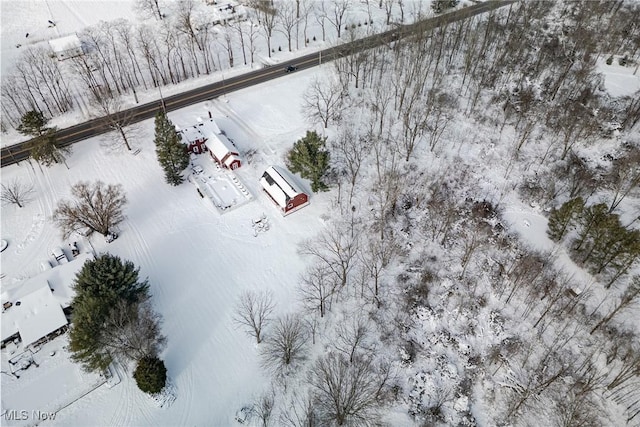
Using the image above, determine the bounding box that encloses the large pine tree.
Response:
[17,110,49,136]
[287,130,330,192]
[547,197,584,241]
[18,111,70,167]
[69,254,150,372]
[154,111,189,186]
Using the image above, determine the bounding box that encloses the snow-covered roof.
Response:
[199,117,222,136]
[205,133,238,162]
[260,166,304,208]
[48,34,82,53]
[1,252,93,345]
[223,154,239,168]
[179,126,205,144]
[6,285,68,348]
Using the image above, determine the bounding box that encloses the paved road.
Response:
[1,0,515,167]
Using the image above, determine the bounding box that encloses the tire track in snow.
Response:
[174,364,194,426]
[212,99,277,155]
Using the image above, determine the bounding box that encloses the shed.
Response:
[260,166,309,215]
[48,34,83,61]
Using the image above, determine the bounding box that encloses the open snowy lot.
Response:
[1,67,327,425]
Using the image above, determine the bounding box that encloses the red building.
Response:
[260,166,309,215]
[178,125,208,155]
[205,133,241,169]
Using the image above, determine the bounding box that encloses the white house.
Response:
[1,252,94,349]
[48,34,83,61]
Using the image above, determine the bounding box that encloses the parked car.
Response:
[51,247,68,264]
[105,232,118,243]
[285,65,298,73]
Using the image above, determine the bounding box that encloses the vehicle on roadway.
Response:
[285,65,298,73]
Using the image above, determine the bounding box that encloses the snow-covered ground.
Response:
[0,67,329,426]
[2,1,639,426]
[1,0,137,77]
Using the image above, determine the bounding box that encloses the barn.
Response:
[205,133,241,169]
[260,166,309,215]
[178,125,208,155]
[48,34,83,61]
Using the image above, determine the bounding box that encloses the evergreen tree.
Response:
[69,254,150,372]
[134,356,167,394]
[547,197,584,241]
[154,111,189,186]
[17,110,49,137]
[572,203,609,253]
[17,111,70,167]
[287,130,330,192]
[29,129,71,167]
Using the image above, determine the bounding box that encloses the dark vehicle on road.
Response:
[285,65,298,73]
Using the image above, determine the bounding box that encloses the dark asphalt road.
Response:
[1,0,515,167]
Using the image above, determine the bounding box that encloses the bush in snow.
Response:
[134,356,167,395]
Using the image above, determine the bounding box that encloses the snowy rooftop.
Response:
[199,117,222,136]
[48,34,82,53]
[260,166,304,208]
[5,285,68,348]
[1,253,93,344]
[179,126,205,144]
[205,133,238,161]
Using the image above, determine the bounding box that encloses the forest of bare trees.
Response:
[233,1,640,425]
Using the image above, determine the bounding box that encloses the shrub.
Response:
[134,356,167,395]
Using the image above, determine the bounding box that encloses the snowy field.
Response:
[2,1,640,426]
[1,66,330,426]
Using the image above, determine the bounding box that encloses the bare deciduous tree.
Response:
[330,128,370,205]
[298,264,336,318]
[135,0,163,20]
[302,77,345,129]
[310,353,389,426]
[100,299,167,363]
[253,0,278,57]
[325,0,350,39]
[334,312,372,363]
[279,390,317,427]
[92,92,136,152]
[606,146,640,213]
[53,181,127,238]
[1,179,34,208]
[261,314,308,375]
[591,276,640,334]
[233,290,276,344]
[252,389,276,427]
[299,222,359,292]
[276,0,298,52]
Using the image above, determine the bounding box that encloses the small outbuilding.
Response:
[260,166,309,215]
[48,34,83,61]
